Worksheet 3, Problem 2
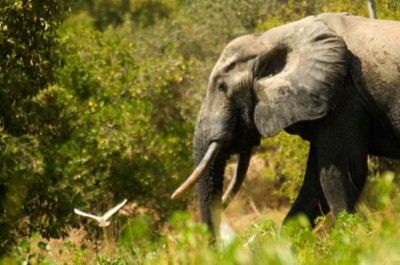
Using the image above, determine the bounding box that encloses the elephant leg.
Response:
[285,88,370,223]
[318,147,368,217]
[283,144,330,226]
[315,102,369,217]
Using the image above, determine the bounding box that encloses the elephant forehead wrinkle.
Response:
[225,34,258,52]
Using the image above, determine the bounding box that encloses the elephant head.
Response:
[172,16,349,236]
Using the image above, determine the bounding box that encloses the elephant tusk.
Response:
[222,149,252,209]
[171,142,221,199]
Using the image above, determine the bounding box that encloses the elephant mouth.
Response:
[228,126,260,154]
[171,126,260,206]
[171,141,222,200]
[170,141,253,209]
[171,103,261,205]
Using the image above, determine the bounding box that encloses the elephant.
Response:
[171,13,400,237]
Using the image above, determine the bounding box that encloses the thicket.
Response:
[0,0,400,261]
[0,0,77,253]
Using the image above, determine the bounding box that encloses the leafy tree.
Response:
[54,19,193,228]
[0,0,74,254]
[76,0,179,31]
[0,0,71,133]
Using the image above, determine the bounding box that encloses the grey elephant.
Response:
[171,13,400,237]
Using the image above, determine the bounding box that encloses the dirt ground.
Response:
[222,155,289,232]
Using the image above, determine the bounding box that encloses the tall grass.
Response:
[5,172,400,265]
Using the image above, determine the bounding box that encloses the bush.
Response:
[0,0,75,253]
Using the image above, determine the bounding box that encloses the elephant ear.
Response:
[253,16,349,137]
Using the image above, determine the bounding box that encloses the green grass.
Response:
[4,172,400,265]
[6,210,400,265]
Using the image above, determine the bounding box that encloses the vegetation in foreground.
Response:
[2,171,400,264]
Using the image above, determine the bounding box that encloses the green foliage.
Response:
[256,0,400,31]
[119,215,153,251]
[2,0,400,259]
[363,172,397,210]
[76,0,179,30]
[0,0,72,133]
[54,18,194,225]
[0,0,77,254]
[2,232,55,265]
[7,203,400,264]
[57,240,88,265]
[376,0,400,20]
[258,132,309,202]
[256,0,368,31]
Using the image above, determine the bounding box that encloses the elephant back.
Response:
[319,13,400,138]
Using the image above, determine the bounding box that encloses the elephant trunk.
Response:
[171,103,255,235]
[193,144,252,235]
[194,146,226,236]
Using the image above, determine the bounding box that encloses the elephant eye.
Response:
[218,82,227,93]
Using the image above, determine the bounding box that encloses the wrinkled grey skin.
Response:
[193,13,400,236]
